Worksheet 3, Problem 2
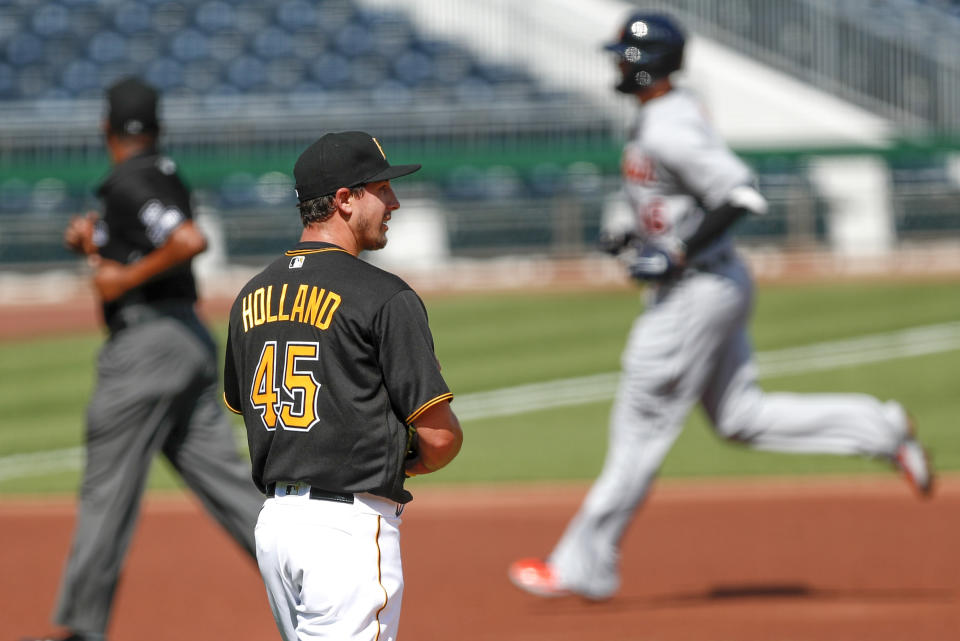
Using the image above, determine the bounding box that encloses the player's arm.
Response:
[222,325,243,415]
[686,185,768,257]
[92,220,207,302]
[405,401,463,477]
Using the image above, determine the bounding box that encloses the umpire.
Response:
[28,77,264,641]
[223,131,463,641]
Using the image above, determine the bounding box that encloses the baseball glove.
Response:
[404,425,420,477]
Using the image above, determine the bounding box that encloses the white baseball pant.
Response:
[255,485,405,641]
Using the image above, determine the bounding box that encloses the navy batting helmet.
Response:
[604,12,685,93]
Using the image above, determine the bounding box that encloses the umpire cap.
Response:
[106,76,160,135]
[294,132,421,203]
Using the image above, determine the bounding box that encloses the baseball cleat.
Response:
[895,437,934,498]
[508,558,571,598]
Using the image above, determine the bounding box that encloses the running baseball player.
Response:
[509,12,935,600]
[26,77,264,641]
[223,131,463,641]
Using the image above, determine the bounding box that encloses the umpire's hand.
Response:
[64,211,99,256]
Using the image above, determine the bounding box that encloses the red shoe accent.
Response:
[508,558,570,597]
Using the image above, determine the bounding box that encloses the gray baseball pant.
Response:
[549,256,908,599]
[53,313,264,637]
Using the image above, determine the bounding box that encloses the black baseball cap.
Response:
[293,131,421,203]
[106,77,160,135]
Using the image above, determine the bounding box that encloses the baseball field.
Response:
[1,274,958,640]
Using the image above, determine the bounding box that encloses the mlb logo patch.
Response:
[289,256,305,269]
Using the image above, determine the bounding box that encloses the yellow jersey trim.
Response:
[405,392,454,424]
[284,247,351,257]
[374,515,388,641]
[222,393,242,415]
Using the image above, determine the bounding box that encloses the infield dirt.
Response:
[2,477,957,641]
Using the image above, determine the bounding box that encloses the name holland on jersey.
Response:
[239,283,341,333]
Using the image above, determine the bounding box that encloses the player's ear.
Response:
[333,187,354,216]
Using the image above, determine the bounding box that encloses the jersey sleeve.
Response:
[375,289,452,424]
[104,171,190,250]
[222,321,243,415]
[653,118,755,212]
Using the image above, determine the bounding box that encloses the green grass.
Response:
[1,279,958,495]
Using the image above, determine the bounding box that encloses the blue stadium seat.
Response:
[334,22,374,57]
[310,52,351,88]
[348,54,389,90]
[275,0,317,32]
[289,31,328,61]
[207,33,246,63]
[418,40,474,85]
[60,59,100,94]
[526,163,566,198]
[170,27,211,62]
[31,3,70,37]
[152,1,189,36]
[226,54,267,91]
[253,26,293,59]
[113,2,152,34]
[145,57,184,91]
[233,3,270,36]
[88,30,128,64]
[194,0,236,34]
[393,50,433,87]
[6,33,45,67]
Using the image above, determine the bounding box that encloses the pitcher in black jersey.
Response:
[223,131,463,641]
[26,78,264,641]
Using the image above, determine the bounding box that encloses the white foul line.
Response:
[2,322,959,481]
[451,321,960,421]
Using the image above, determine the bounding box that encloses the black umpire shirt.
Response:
[223,241,453,504]
[95,149,198,329]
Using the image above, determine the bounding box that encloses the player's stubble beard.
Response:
[358,210,389,251]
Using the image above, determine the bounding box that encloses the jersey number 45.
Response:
[250,341,322,432]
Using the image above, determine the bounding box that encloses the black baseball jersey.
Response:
[95,149,198,328]
[223,241,453,503]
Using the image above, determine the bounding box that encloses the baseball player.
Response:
[26,77,264,641]
[508,12,935,601]
[223,131,463,641]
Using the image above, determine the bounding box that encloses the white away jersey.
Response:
[621,88,757,251]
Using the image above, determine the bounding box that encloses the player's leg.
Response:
[161,319,262,558]
[52,326,186,637]
[545,374,686,599]
[545,271,746,598]
[700,308,910,463]
[255,493,404,641]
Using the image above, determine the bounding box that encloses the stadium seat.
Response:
[114,2,152,34]
[145,57,184,91]
[226,54,267,92]
[88,30,128,64]
[31,3,71,37]
[194,0,236,34]
[60,59,100,95]
[170,28,211,62]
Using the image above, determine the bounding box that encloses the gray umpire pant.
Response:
[53,310,264,637]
